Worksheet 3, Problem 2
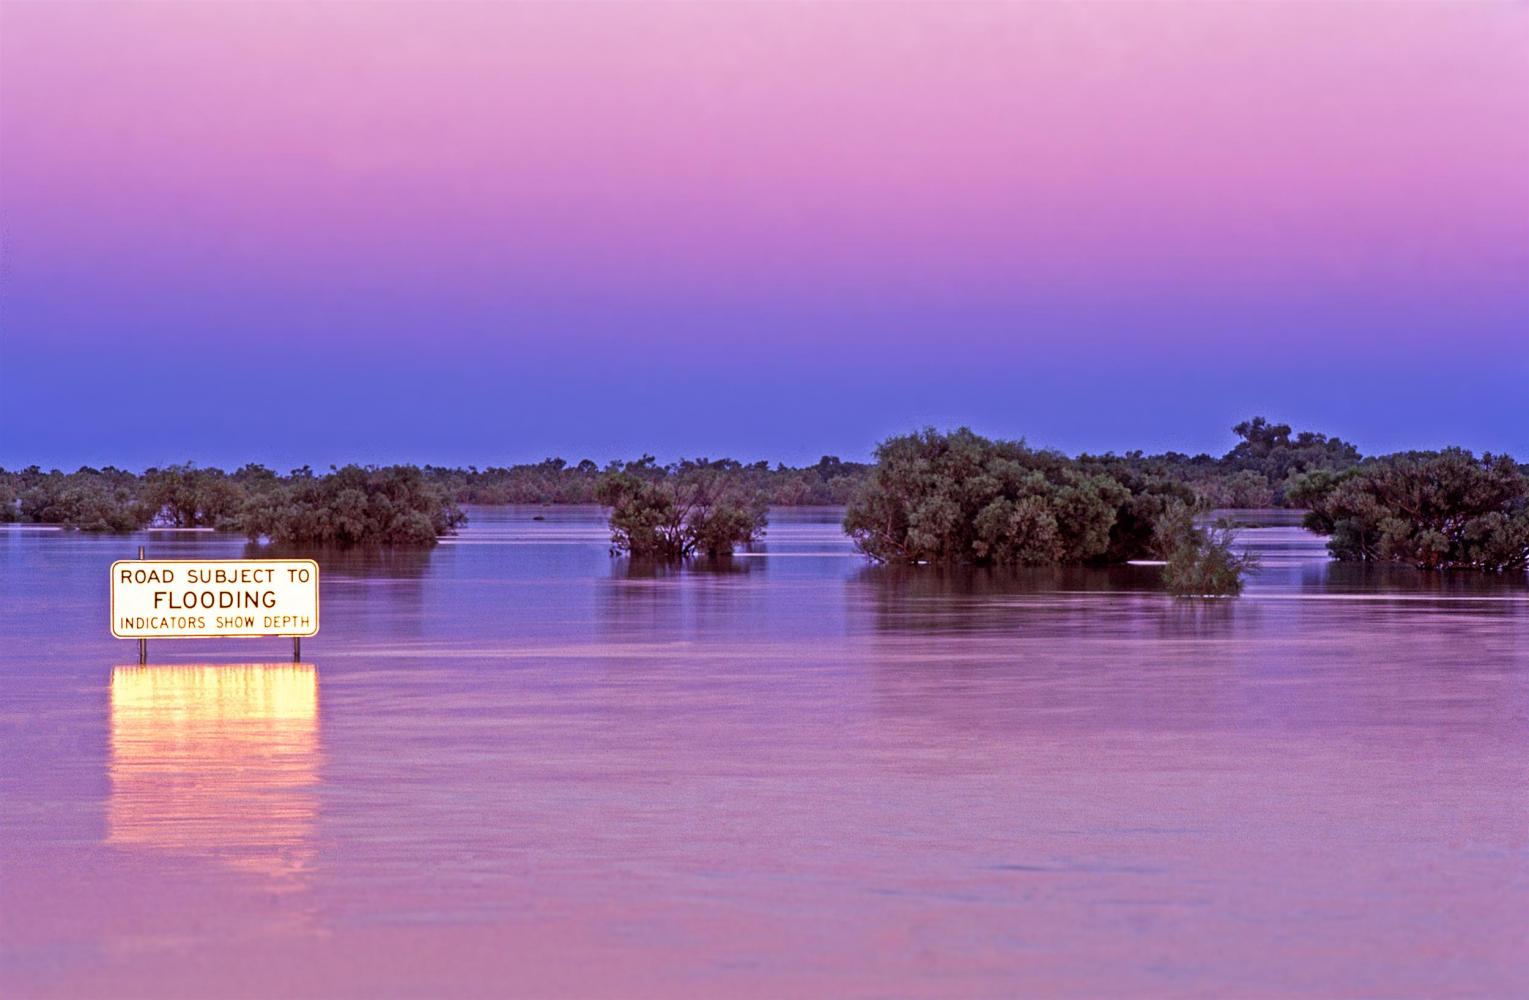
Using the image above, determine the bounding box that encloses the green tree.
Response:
[17,467,151,532]
[142,464,245,528]
[595,464,766,560]
[1162,521,1259,597]
[240,465,465,547]
[1226,416,1360,502]
[845,428,1186,567]
[1289,449,1528,571]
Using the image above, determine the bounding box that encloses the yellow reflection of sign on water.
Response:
[108,664,319,882]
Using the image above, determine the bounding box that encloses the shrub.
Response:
[1288,450,1529,571]
[844,427,1184,566]
[1162,522,1259,597]
[141,464,246,528]
[595,465,766,560]
[593,472,689,559]
[240,465,465,547]
[16,468,151,532]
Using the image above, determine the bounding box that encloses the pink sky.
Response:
[2,1,1526,464]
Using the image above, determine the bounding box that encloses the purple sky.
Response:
[2,2,1526,469]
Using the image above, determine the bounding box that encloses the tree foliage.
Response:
[1288,449,1529,571]
[843,428,1196,567]
[0,415,1371,540]
[240,465,465,547]
[4,418,1512,575]
[0,463,462,545]
[1161,521,1259,597]
[594,462,766,560]
[1225,417,1361,503]
[140,465,246,529]
[432,454,869,507]
[14,466,150,532]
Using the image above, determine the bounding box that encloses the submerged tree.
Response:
[140,464,245,528]
[845,428,1263,595]
[1288,449,1529,571]
[240,465,465,547]
[845,428,1197,567]
[15,467,151,532]
[595,464,766,560]
[1161,521,1259,597]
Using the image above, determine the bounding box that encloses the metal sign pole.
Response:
[137,545,147,664]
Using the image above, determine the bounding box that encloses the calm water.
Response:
[2,507,1526,998]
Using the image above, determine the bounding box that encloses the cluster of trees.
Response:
[840,428,1269,596]
[1,464,463,547]
[840,427,1525,582]
[1289,450,1529,571]
[5,419,1522,577]
[431,426,1355,513]
[1078,417,1362,510]
[424,455,869,507]
[241,465,466,546]
[0,417,1366,539]
[425,459,603,504]
[0,464,269,533]
[844,426,1356,595]
[594,460,767,560]
[841,428,1191,558]
[2,465,149,533]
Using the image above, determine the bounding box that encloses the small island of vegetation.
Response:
[842,427,1195,566]
[1289,449,1528,572]
[838,427,1261,595]
[594,459,766,560]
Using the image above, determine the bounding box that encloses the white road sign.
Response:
[111,559,320,639]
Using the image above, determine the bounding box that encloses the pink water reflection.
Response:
[1,510,1525,997]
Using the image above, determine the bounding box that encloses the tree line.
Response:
[0,415,1360,535]
[3,418,1524,578]
[0,464,464,546]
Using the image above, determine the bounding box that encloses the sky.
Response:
[2,1,1526,470]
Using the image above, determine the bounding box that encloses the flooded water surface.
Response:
[2,507,1525,997]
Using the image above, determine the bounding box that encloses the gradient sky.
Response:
[2,1,1526,470]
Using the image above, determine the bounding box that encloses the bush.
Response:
[844,428,1191,566]
[16,468,151,532]
[1288,449,1529,571]
[595,465,766,560]
[0,473,19,523]
[141,464,246,528]
[1161,522,1259,597]
[239,465,465,547]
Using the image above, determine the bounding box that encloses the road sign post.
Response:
[112,555,320,662]
[136,545,147,664]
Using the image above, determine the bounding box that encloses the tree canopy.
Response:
[240,465,465,547]
[0,463,463,546]
[842,428,1195,567]
[1289,450,1529,571]
[594,462,766,560]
